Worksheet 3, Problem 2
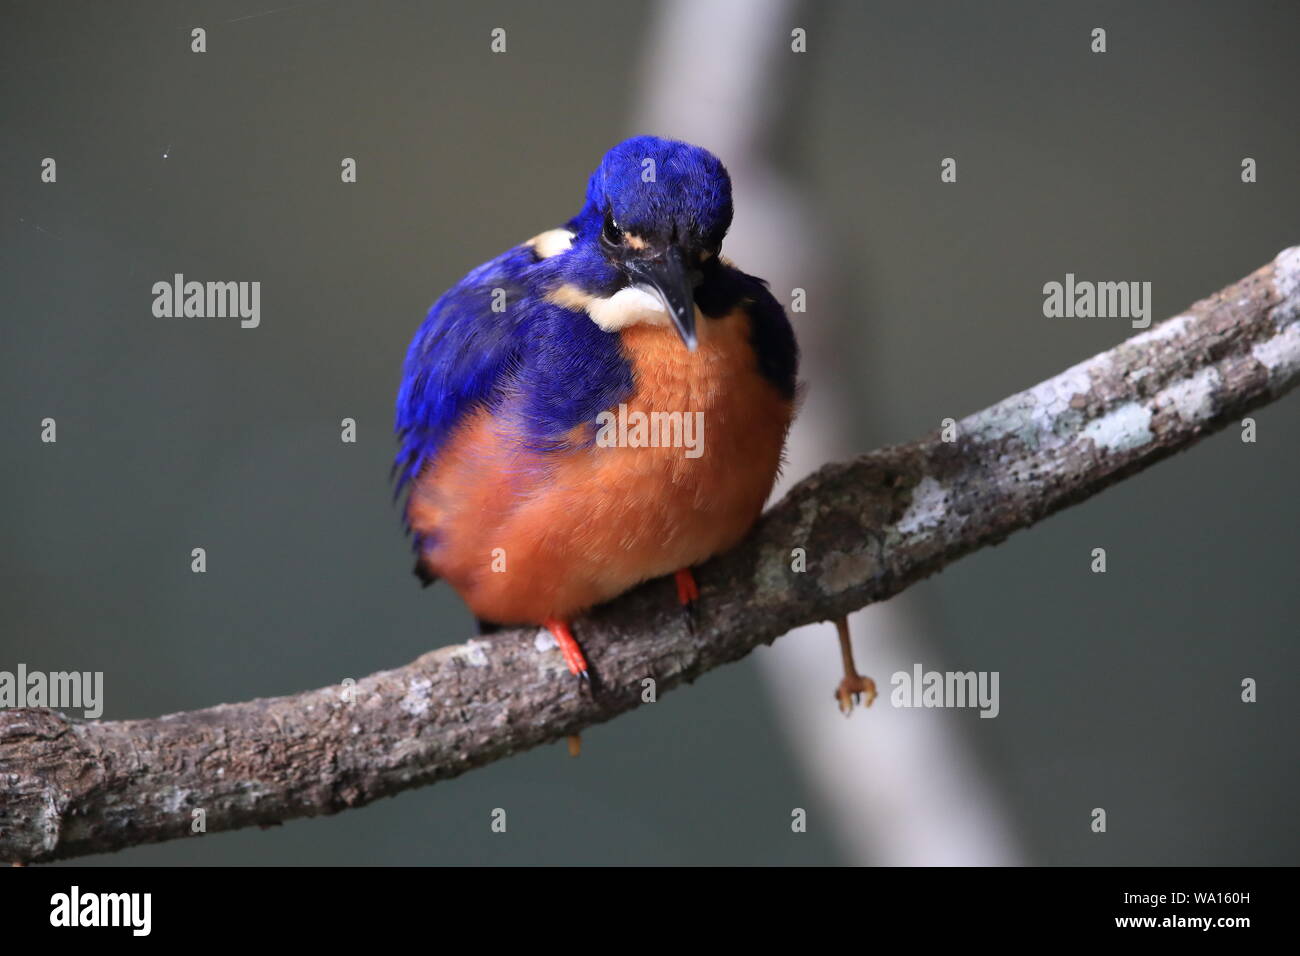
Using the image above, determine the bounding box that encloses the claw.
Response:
[543,618,590,678]
[832,616,876,715]
[835,673,878,715]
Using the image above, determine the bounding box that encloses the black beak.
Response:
[624,246,698,351]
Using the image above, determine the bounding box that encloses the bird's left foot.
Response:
[674,567,700,632]
[832,615,876,715]
[836,673,878,714]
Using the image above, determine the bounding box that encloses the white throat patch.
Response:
[586,286,670,332]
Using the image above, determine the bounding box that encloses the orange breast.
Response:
[406,307,794,624]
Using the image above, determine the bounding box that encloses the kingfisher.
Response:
[395,136,875,714]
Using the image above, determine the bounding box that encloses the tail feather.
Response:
[413,558,437,587]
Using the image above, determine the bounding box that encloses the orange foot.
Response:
[674,567,700,606]
[832,616,877,715]
[543,618,590,680]
[674,567,700,633]
[836,673,878,715]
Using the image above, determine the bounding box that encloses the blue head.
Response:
[568,136,734,350]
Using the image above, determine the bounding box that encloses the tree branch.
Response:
[3,248,1298,863]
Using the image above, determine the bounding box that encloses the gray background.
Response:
[1,0,1296,865]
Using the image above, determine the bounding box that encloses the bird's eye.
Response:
[601,213,623,248]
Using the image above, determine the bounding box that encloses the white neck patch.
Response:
[527,228,575,259]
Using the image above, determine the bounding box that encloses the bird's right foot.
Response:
[543,617,590,681]
[674,567,700,633]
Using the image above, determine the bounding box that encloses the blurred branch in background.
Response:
[3,247,1296,864]
[634,0,1025,864]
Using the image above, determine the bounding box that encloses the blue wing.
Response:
[394,241,635,500]
[394,243,537,496]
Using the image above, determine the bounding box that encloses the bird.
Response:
[394,135,873,714]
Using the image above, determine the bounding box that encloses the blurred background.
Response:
[2,0,1296,865]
